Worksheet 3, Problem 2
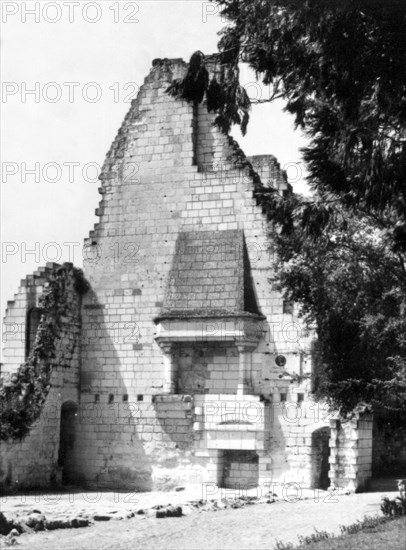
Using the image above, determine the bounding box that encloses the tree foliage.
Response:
[218,0,406,244]
[167,50,251,135]
[272,207,406,418]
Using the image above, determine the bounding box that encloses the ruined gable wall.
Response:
[74,58,331,490]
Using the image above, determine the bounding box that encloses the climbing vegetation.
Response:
[0,264,88,441]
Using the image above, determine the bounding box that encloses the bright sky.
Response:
[1,0,309,352]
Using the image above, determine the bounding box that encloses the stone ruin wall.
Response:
[0,265,82,492]
[0,58,379,493]
[1,267,54,379]
[74,58,342,491]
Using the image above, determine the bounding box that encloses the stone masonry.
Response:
[1,265,82,490]
[0,58,379,494]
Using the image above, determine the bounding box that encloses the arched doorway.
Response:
[311,427,331,489]
[58,401,78,484]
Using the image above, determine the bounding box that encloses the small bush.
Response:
[340,515,388,535]
[297,529,330,545]
[381,494,406,517]
[273,514,396,550]
[273,528,331,549]
[273,541,295,550]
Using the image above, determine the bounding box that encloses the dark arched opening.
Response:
[311,427,331,489]
[58,401,78,484]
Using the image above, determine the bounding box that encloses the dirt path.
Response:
[10,492,392,550]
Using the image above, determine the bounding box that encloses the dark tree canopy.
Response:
[272,207,406,419]
[219,0,406,244]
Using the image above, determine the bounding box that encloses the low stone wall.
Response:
[0,382,78,492]
[329,414,373,492]
[0,265,84,493]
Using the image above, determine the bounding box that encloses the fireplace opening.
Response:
[221,450,259,489]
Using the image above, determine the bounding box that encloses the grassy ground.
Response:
[279,517,406,550]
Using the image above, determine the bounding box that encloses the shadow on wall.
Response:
[267,405,288,483]
[153,394,194,452]
[152,394,202,489]
[73,288,153,491]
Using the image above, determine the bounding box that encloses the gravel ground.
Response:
[1,484,399,550]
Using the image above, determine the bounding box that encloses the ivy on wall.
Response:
[166,51,251,135]
[166,54,282,214]
[0,264,89,441]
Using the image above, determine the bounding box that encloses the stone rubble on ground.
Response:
[0,487,306,544]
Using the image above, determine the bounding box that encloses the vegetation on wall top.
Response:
[0,264,89,441]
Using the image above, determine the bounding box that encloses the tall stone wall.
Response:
[74,58,320,490]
